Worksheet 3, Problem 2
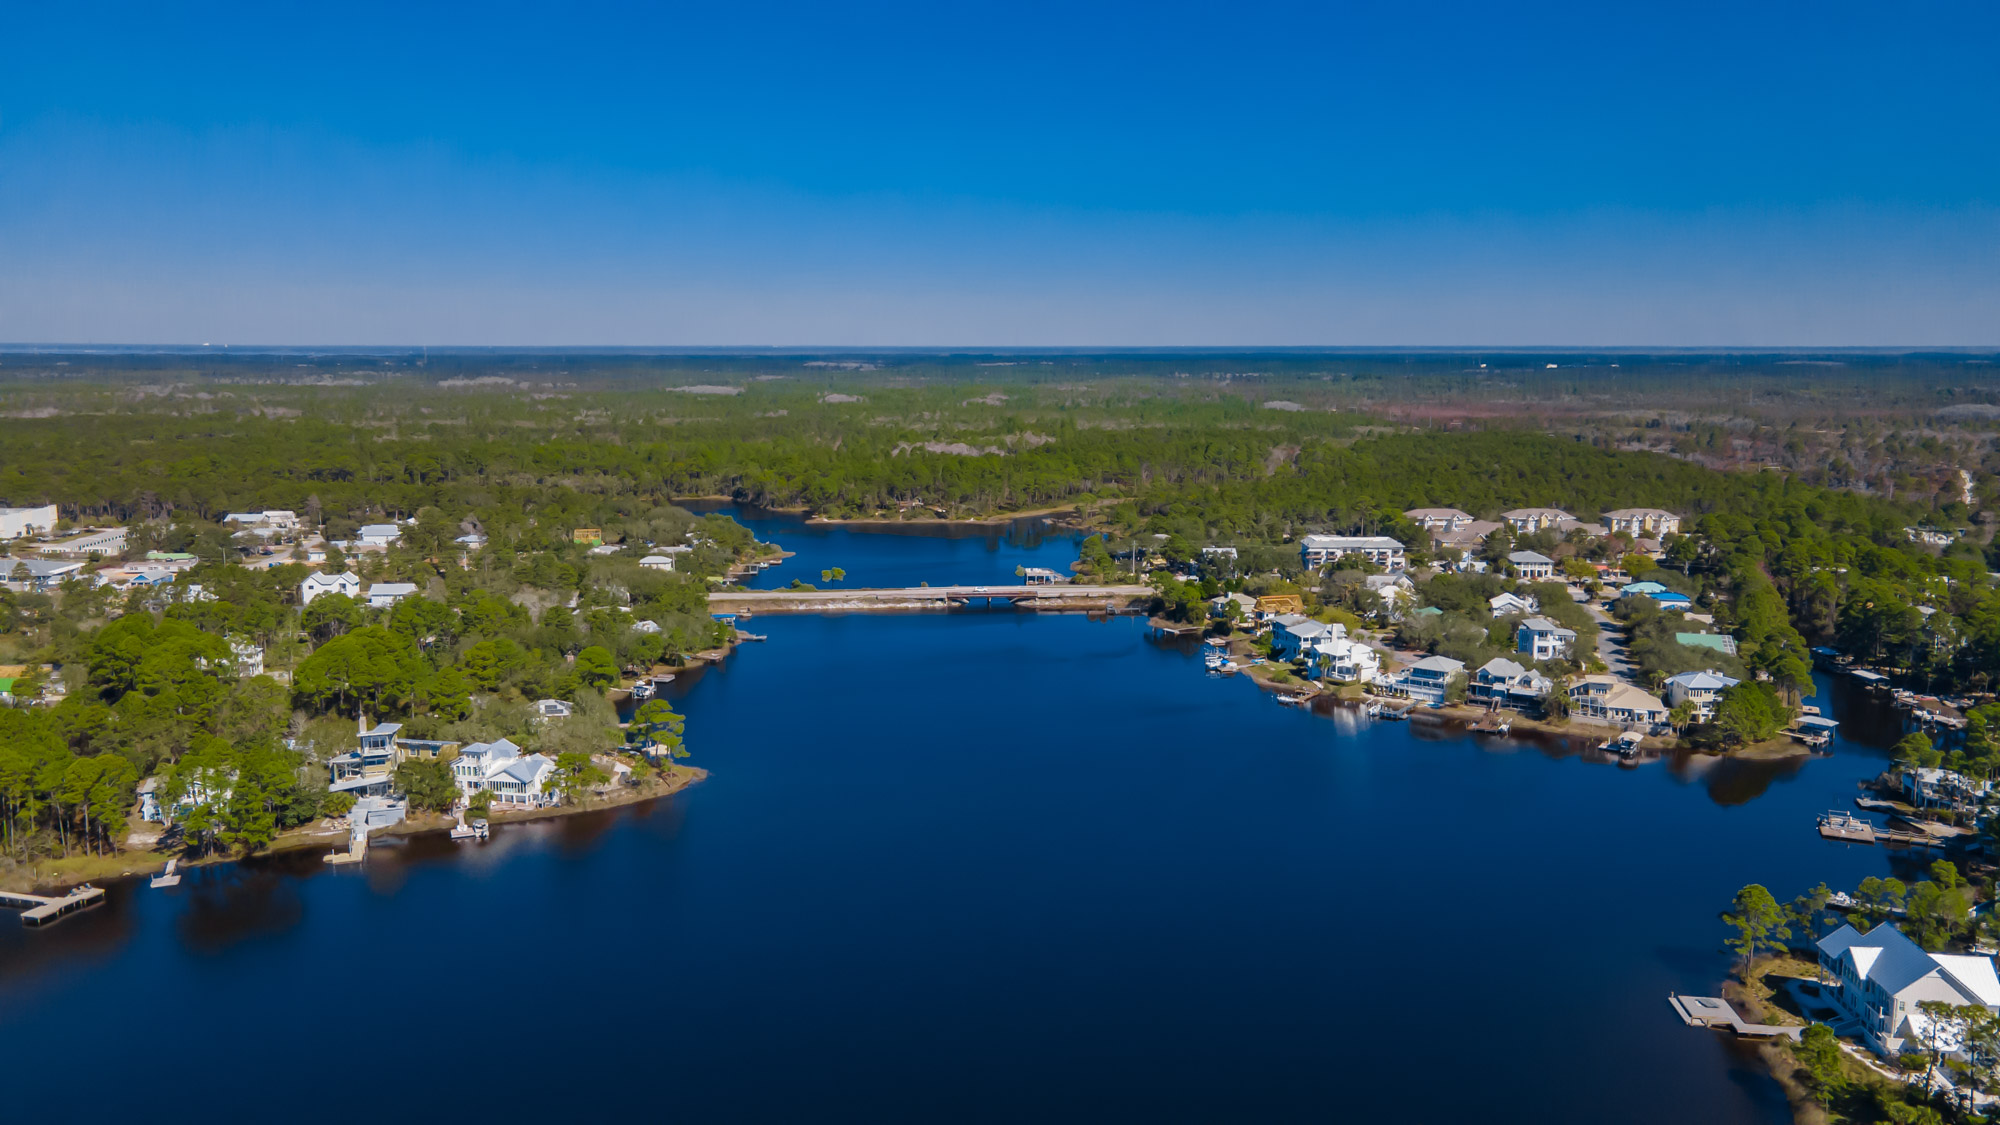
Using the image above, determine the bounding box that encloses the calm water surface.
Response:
[0,519,1911,1124]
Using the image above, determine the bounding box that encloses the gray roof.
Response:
[496,754,553,784]
[0,557,86,577]
[367,582,418,596]
[1518,616,1577,638]
[1478,657,1529,680]
[1410,655,1466,674]
[1508,550,1554,565]
[1665,670,1738,690]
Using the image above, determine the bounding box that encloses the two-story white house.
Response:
[1385,655,1465,704]
[451,737,561,808]
[299,570,363,605]
[1507,551,1556,580]
[1515,617,1578,662]
[1817,921,2000,1058]
[1298,535,1407,572]
[1662,669,1738,721]
[1312,636,1381,685]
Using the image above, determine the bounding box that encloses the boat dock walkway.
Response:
[710,584,1153,612]
[0,885,107,926]
[1667,993,1803,1041]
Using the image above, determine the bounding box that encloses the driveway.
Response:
[1585,601,1638,682]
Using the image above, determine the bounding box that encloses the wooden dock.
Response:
[1667,993,1803,1041]
[0,885,107,926]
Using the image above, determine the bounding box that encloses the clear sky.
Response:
[3,1,1996,346]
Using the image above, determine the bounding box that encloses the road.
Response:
[1584,599,1637,681]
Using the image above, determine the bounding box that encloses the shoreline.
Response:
[0,767,709,897]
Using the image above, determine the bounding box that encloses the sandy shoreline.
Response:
[1,767,709,897]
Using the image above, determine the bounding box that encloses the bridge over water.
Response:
[708,584,1154,612]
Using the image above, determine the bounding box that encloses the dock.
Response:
[323,823,370,865]
[0,885,107,926]
[1818,811,1876,844]
[1667,993,1803,1041]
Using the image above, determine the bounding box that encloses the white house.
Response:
[1404,507,1476,533]
[1471,657,1553,708]
[631,619,663,635]
[1601,508,1681,538]
[640,555,676,571]
[299,570,362,605]
[1515,617,1578,662]
[1298,535,1406,572]
[1312,636,1381,685]
[356,523,402,547]
[1500,508,1575,534]
[1817,922,2000,1058]
[1508,551,1556,580]
[1489,591,1539,616]
[1385,655,1465,704]
[535,698,574,720]
[1022,567,1063,586]
[365,582,418,608]
[455,533,487,548]
[451,737,561,808]
[1271,615,1339,662]
[228,637,265,678]
[1567,676,1668,727]
[1364,573,1415,614]
[0,504,60,540]
[1662,669,1739,721]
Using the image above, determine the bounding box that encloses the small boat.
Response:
[736,632,769,642]
[449,814,489,842]
[1203,650,1225,671]
[1379,706,1409,721]
[1362,702,1382,718]
[1276,692,1310,706]
[150,858,181,889]
[628,680,655,701]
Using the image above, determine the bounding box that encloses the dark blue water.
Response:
[681,499,1081,589]
[0,522,1910,1124]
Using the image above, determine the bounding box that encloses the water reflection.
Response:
[175,862,309,954]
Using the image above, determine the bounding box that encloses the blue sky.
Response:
[3,1,1996,345]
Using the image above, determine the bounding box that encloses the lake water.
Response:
[0,514,1915,1124]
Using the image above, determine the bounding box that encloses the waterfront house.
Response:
[1601,508,1681,538]
[327,720,405,799]
[299,570,362,605]
[1022,567,1062,586]
[1500,508,1575,534]
[0,504,60,540]
[1471,657,1553,708]
[1816,922,2000,1058]
[1271,615,1339,662]
[1903,767,1992,813]
[486,753,559,808]
[452,738,522,797]
[365,582,418,608]
[1507,550,1555,580]
[1676,632,1738,657]
[1404,507,1476,533]
[1661,670,1739,721]
[1298,534,1407,572]
[1566,676,1668,728]
[1515,617,1578,662]
[1312,637,1381,685]
[1386,655,1465,704]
